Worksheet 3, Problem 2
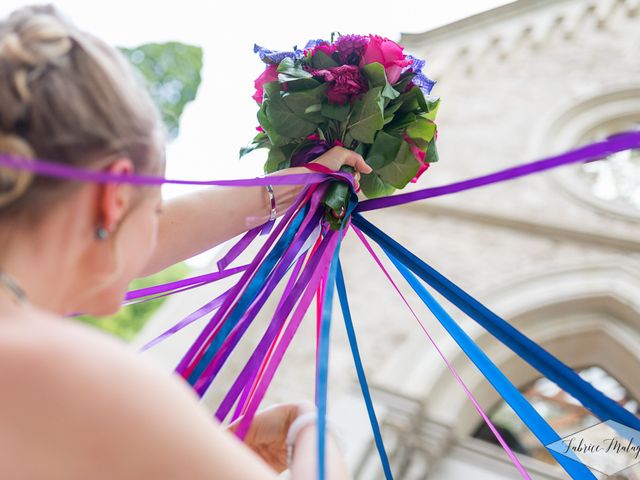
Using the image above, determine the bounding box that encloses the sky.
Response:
[0,0,513,264]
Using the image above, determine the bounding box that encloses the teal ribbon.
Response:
[336,261,394,479]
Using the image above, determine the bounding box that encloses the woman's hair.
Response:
[0,5,165,217]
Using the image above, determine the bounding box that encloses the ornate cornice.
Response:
[401,0,640,78]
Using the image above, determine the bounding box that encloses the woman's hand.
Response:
[226,402,315,473]
[308,146,373,188]
[269,146,373,214]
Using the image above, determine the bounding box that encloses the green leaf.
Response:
[366,131,420,188]
[395,86,428,113]
[424,95,441,121]
[277,57,313,78]
[361,62,400,100]
[257,100,294,147]
[347,87,384,144]
[281,83,329,115]
[392,72,416,93]
[359,171,396,199]
[406,116,437,149]
[321,101,351,122]
[426,137,439,163]
[376,141,420,188]
[282,77,322,91]
[384,100,404,116]
[385,112,417,135]
[264,144,297,174]
[264,84,320,138]
[310,50,339,69]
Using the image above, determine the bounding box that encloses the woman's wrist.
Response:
[266,167,308,217]
[286,409,345,467]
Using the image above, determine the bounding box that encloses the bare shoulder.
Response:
[0,311,276,480]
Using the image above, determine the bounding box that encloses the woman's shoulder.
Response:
[0,310,233,479]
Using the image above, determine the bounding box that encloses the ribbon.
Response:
[357,131,640,212]
[336,262,394,480]
[230,231,340,439]
[0,153,352,187]
[352,227,533,479]
[352,213,640,432]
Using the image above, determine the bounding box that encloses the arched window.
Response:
[472,366,639,475]
[540,87,640,221]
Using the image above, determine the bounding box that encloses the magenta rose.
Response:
[360,35,412,84]
[311,64,368,105]
[252,64,279,104]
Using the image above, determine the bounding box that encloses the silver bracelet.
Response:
[265,184,277,221]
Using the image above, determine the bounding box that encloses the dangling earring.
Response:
[96,226,109,241]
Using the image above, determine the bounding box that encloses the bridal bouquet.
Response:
[241,34,439,227]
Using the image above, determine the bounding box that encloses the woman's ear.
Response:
[98,158,135,233]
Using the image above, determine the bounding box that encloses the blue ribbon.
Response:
[336,261,394,479]
[352,213,640,433]
[385,252,594,479]
[316,187,361,480]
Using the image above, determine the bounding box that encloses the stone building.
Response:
[135,0,640,478]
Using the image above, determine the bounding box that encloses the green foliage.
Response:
[76,263,189,342]
[347,87,385,144]
[120,42,203,140]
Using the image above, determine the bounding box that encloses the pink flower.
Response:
[311,64,368,105]
[361,35,412,84]
[311,42,337,57]
[252,64,279,104]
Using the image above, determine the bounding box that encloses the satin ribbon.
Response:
[175,185,313,378]
[194,208,323,397]
[352,227,533,479]
[0,153,352,187]
[352,213,640,432]
[384,254,596,478]
[188,205,311,392]
[124,264,248,301]
[230,231,340,439]
[336,262,394,480]
[138,286,233,352]
[191,186,328,395]
[357,131,640,212]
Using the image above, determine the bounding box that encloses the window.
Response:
[472,366,639,474]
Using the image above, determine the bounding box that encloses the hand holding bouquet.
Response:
[242,34,439,228]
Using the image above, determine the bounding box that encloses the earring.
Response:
[96,227,109,241]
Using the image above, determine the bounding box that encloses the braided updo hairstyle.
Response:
[0,5,165,218]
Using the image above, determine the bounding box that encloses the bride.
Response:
[0,5,371,479]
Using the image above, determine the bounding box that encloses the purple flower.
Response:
[310,65,368,105]
[254,44,303,65]
[403,54,436,94]
[334,34,369,65]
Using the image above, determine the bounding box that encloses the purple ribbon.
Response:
[357,131,640,212]
[0,154,351,187]
[124,264,248,301]
[193,187,328,396]
[138,286,233,352]
[175,186,314,377]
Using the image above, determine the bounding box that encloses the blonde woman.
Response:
[0,5,372,479]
